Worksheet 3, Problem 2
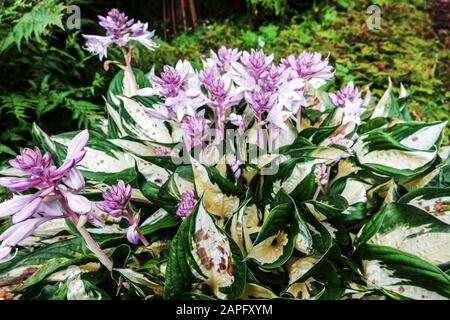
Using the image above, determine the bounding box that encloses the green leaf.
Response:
[248,203,298,269]
[360,245,450,299]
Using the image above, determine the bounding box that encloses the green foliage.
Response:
[0,1,106,160]
[247,0,287,16]
[0,0,65,52]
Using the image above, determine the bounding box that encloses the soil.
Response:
[428,0,450,48]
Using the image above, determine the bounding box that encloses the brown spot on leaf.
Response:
[194,229,204,243]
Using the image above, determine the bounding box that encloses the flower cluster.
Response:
[137,47,339,150]
[176,191,197,219]
[96,180,147,245]
[83,8,158,60]
[0,131,90,262]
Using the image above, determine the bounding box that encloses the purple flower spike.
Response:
[9,147,51,175]
[126,219,140,245]
[241,49,274,80]
[0,130,92,263]
[83,9,158,60]
[199,67,226,98]
[180,115,210,150]
[245,89,277,118]
[282,51,333,81]
[152,65,183,97]
[315,163,329,185]
[176,191,196,219]
[210,46,241,72]
[98,9,135,42]
[96,180,132,217]
[96,181,148,246]
[329,81,360,107]
[226,154,242,179]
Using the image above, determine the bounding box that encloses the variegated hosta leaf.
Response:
[140,208,180,236]
[51,132,137,183]
[241,283,277,299]
[262,157,325,203]
[328,178,369,220]
[353,121,446,177]
[398,166,441,191]
[355,203,450,266]
[361,245,450,299]
[164,166,195,200]
[226,190,261,256]
[247,203,298,269]
[105,69,173,144]
[111,96,173,143]
[370,78,399,119]
[115,268,164,297]
[283,261,344,300]
[108,138,154,158]
[191,158,241,225]
[165,199,246,299]
[399,188,450,225]
[187,200,246,299]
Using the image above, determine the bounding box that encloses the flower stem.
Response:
[138,232,149,246]
[76,223,113,271]
[296,109,302,132]
[61,199,113,271]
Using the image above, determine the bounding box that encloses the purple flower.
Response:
[281,51,333,81]
[260,64,283,92]
[210,46,241,72]
[9,147,51,176]
[126,219,140,245]
[82,9,157,60]
[314,163,329,185]
[180,114,210,150]
[151,65,186,98]
[266,104,292,136]
[329,134,354,159]
[226,154,242,179]
[0,245,12,263]
[96,180,132,217]
[96,181,148,246]
[98,9,135,42]
[82,35,112,60]
[329,82,360,107]
[139,60,205,123]
[0,216,55,247]
[0,130,92,263]
[228,113,248,132]
[241,49,274,80]
[199,67,227,98]
[245,89,277,118]
[0,216,56,263]
[176,191,196,219]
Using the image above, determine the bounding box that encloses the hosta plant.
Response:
[0,9,449,300]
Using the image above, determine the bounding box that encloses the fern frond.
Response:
[65,99,103,128]
[0,0,65,53]
[0,93,34,122]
